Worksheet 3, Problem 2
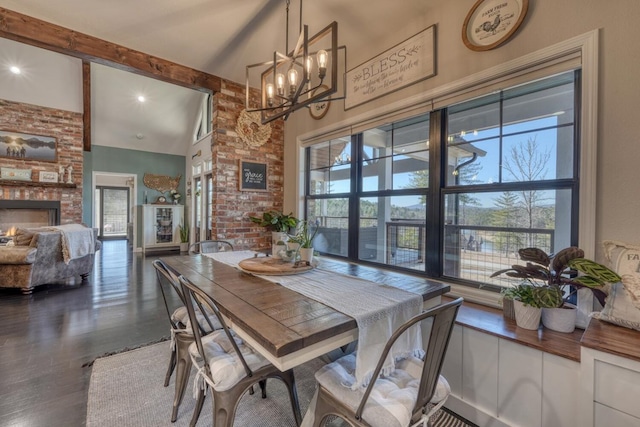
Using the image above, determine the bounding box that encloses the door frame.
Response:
[92,171,137,250]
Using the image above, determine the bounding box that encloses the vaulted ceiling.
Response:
[0,0,436,154]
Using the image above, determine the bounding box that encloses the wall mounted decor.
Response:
[309,85,331,120]
[236,109,272,147]
[38,171,58,183]
[143,173,182,193]
[345,25,436,110]
[462,0,529,51]
[0,130,57,162]
[1,167,32,181]
[239,160,268,191]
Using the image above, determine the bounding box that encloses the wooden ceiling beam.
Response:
[0,7,221,93]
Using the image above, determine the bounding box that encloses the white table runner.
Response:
[206,250,423,389]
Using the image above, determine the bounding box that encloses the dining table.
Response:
[160,251,450,372]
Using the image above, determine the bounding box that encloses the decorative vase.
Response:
[180,242,189,253]
[541,303,577,333]
[513,300,541,330]
[287,241,300,251]
[272,243,287,259]
[299,247,314,264]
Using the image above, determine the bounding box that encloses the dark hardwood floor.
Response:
[0,240,180,427]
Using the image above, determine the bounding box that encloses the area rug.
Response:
[87,342,475,427]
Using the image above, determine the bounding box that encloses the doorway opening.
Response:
[95,186,130,240]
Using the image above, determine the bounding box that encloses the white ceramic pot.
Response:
[299,247,313,264]
[541,303,577,333]
[180,242,189,253]
[513,300,541,330]
[287,241,300,251]
[272,231,287,246]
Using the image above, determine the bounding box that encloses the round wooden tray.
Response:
[238,256,316,275]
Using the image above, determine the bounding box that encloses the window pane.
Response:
[446,138,495,186]
[359,195,426,271]
[502,127,574,181]
[362,114,429,192]
[448,95,500,142]
[442,189,572,286]
[309,139,352,195]
[307,198,349,257]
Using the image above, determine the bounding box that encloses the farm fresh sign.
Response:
[345,25,435,110]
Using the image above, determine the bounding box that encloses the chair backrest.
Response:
[189,240,234,254]
[355,297,463,422]
[178,275,254,378]
[152,259,187,330]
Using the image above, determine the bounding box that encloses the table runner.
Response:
[206,251,424,389]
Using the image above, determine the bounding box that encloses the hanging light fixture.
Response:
[245,0,339,124]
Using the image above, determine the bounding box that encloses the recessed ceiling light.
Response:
[137,95,146,103]
[10,66,21,75]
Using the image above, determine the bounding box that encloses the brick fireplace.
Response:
[0,200,60,239]
[0,99,83,226]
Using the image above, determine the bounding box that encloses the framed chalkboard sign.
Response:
[239,160,268,191]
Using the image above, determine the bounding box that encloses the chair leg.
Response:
[190,388,206,427]
[164,347,177,387]
[280,370,302,426]
[259,379,267,398]
[172,333,193,422]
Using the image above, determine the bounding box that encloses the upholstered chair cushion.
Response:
[314,352,450,427]
[171,306,222,333]
[188,329,270,392]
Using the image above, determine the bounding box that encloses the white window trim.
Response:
[296,29,599,308]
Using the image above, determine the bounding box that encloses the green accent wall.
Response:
[82,146,186,244]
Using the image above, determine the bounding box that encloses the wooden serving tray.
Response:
[238,256,316,275]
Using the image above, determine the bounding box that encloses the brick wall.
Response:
[0,99,83,224]
[211,79,285,250]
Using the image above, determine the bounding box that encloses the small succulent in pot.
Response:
[492,247,621,307]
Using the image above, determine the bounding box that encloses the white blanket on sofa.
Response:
[48,224,95,264]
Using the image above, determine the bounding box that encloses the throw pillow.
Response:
[603,240,640,276]
[591,281,640,331]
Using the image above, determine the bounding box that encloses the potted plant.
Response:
[249,211,298,248]
[293,220,318,263]
[492,247,621,332]
[178,219,189,253]
[501,283,543,330]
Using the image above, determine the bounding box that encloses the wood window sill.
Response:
[444,296,582,362]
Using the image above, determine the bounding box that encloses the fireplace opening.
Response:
[0,201,61,241]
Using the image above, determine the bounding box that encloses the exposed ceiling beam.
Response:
[0,7,221,94]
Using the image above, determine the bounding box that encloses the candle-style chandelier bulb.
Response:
[276,73,285,96]
[305,56,313,77]
[287,68,298,96]
[317,50,328,79]
[266,83,275,106]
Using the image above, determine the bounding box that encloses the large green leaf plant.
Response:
[492,247,621,308]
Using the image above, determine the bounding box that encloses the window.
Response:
[304,71,580,290]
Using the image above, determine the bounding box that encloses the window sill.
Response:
[444,295,582,362]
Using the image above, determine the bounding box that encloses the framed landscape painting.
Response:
[0,130,57,162]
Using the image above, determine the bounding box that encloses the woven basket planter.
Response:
[502,298,516,320]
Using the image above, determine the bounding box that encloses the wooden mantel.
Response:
[0,179,77,189]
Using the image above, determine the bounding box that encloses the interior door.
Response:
[94,186,130,239]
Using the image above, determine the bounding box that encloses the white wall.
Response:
[282,0,640,261]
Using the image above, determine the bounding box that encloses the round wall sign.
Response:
[309,85,331,120]
[462,0,529,51]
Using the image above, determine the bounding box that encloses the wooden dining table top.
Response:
[160,254,450,365]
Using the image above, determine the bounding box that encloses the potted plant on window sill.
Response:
[501,283,543,330]
[178,220,189,253]
[492,247,621,332]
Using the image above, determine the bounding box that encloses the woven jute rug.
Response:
[86,342,474,427]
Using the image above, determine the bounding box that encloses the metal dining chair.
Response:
[188,240,234,254]
[311,297,463,427]
[153,259,221,423]
[178,275,302,427]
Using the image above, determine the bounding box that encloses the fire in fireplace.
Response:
[0,201,61,238]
